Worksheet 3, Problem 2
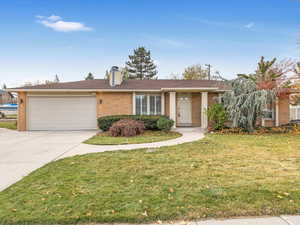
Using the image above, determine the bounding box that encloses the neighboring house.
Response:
[8,67,290,131]
[0,89,15,104]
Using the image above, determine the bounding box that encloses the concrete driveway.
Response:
[0,128,95,191]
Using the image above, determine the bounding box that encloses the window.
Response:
[262,108,275,120]
[136,94,161,115]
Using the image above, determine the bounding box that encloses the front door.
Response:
[177,94,192,126]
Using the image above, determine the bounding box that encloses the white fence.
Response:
[290,105,300,121]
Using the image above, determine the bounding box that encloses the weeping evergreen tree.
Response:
[220,56,292,132]
[222,78,276,132]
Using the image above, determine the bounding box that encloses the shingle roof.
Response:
[11,79,229,91]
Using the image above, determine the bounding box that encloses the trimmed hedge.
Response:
[157,117,174,131]
[97,115,173,131]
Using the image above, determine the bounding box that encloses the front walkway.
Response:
[95,216,300,225]
[59,127,205,159]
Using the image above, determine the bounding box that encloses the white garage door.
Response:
[27,96,97,131]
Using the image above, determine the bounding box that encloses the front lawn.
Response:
[0,121,17,130]
[1,134,300,224]
[84,130,181,145]
[5,114,17,119]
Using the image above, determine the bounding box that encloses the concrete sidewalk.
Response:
[96,216,300,225]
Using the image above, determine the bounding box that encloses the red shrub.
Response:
[109,119,145,137]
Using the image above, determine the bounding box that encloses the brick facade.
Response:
[278,97,290,125]
[191,93,201,126]
[18,92,27,131]
[96,92,133,117]
[15,90,291,131]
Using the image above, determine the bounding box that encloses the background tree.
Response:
[54,75,60,83]
[105,70,109,79]
[183,64,208,80]
[2,84,7,89]
[182,64,224,80]
[125,46,157,80]
[85,72,95,80]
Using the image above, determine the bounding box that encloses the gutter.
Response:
[7,87,230,93]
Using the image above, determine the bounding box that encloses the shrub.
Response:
[109,119,145,137]
[97,115,169,131]
[206,103,228,131]
[157,117,174,131]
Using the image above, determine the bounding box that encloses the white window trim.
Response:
[135,93,162,115]
[262,107,275,120]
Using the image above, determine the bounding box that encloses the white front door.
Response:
[177,94,192,126]
[27,96,97,131]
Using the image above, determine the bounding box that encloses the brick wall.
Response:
[278,97,290,125]
[208,93,218,107]
[96,92,133,117]
[164,92,170,117]
[18,92,27,131]
[191,93,201,126]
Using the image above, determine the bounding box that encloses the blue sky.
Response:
[1,0,300,87]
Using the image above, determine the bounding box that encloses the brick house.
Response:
[8,67,291,131]
[0,90,15,105]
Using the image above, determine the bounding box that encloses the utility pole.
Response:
[205,64,211,80]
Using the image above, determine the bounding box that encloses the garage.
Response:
[27,96,97,131]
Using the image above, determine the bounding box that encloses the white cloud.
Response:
[47,15,61,21]
[245,22,255,29]
[36,15,92,32]
[35,15,44,19]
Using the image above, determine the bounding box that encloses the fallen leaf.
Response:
[142,210,148,217]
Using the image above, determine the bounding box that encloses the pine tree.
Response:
[85,72,95,80]
[125,46,157,80]
[105,70,109,79]
[54,74,60,83]
[2,84,7,89]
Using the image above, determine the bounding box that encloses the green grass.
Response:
[1,134,300,224]
[84,130,182,145]
[0,121,17,130]
[5,114,17,119]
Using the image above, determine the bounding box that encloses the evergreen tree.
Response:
[105,70,110,79]
[2,84,7,89]
[125,46,157,80]
[54,74,60,83]
[222,78,275,132]
[85,72,95,80]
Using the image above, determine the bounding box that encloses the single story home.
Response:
[8,67,291,131]
[0,89,16,105]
